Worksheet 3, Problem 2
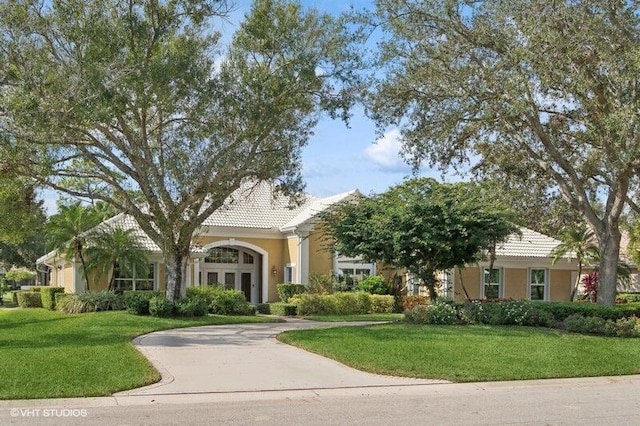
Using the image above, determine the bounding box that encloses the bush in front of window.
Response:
[176,298,208,317]
[356,275,390,295]
[16,291,42,308]
[124,290,164,315]
[149,296,175,317]
[56,291,124,314]
[276,284,307,302]
[210,289,256,315]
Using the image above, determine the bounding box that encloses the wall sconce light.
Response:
[56,265,63,270]
[271,265,277,276]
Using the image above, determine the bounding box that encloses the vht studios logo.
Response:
[10,408,88,418]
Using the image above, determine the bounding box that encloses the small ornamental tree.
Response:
[322,178,519,300]
[582,272,599,303]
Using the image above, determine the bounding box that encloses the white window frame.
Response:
[528,268,548,301]
[482,267,503,299]
[284,264,295,284]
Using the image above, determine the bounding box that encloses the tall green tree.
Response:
[322,178,519,300]
[45,202,111,290]
[550,226,599,301]
[0,0,361,301]
[84,226,149,291]
[367,0,640,305]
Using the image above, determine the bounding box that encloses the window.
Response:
[224,272,235,290]
[529,269,547,301]
[205,247,239,264]
[339,268,355,276]
[483,268,502,299]
[355,268,371,277]
[207,272,219,285]
[243,252,254,264]
[114,263,156,291]
[284,265,294,284]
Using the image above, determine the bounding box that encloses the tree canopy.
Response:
[0,0,361,300]
[367,0,640,305]
[321,178,519,300]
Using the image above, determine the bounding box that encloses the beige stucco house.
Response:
[36,183,376,303]
[37,183,581,303]
[436,228,579,302]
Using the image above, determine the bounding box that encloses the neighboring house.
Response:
[37,182,375,303]
[441,228,579,302]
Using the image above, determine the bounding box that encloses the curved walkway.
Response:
[115,318,446,396]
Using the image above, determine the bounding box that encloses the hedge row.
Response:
[404,300,640,337]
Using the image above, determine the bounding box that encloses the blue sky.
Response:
[41,0,441,213]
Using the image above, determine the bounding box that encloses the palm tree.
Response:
[551,225,599,301]
[46,203,105,291]
[84,226,149,291]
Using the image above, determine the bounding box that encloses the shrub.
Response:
[405,302,458,325]
[356,275,389,295]
[210,289,255,315]
[10,290,19,304]
[256,303,271,314]
[402,295,430,311]
[617,293,640,303]
[563,314,607,335]
[29,287,42,292]
[533,301,629,321]
[55,292,69,305]
[57,291,124,314]
[291,293,337,315]
[149,296,175,317]
[582,272,599,303]
[370,295,395,313]
[270,302,298,316]
[307,273,335,295]
[175,298,208,317]
[123,290,164,315]
[276,284,307,302]
[16,291,42,308]
[40,287,65,310]
[603,316,640,337]
[333,291,371,314]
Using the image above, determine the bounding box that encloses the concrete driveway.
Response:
[115,318,446,396]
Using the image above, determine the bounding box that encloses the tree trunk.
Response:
[422,270,438,301]
[596,227,621,306]
[569,260,582,302]
[164,249,189,302]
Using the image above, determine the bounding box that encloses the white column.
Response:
[194,259,201,286]
[299,235,309,285]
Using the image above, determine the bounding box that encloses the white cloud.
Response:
[364,129,410,172]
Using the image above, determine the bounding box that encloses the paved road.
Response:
[2,319,640,425]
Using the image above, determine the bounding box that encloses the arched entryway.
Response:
[200,240,268,304]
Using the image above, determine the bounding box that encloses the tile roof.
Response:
[85,182,357,254]
[202,182,311,229]
[495,227,565,258]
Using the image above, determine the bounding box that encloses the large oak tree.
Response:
[368,0,640,305]
[0,0,360,300]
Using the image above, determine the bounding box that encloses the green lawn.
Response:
[278,323,640,382]
[0,309,280,399]
[304,313,404,322]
